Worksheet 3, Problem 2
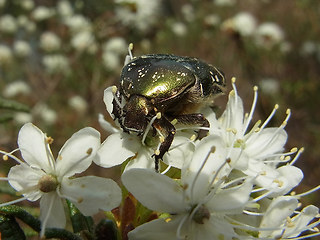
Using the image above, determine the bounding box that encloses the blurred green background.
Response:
[0,0,319,212]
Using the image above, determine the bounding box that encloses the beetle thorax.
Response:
[122,95,153,134]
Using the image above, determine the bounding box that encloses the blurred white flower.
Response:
[181,4,195,22]
[115,0,162,32]
[204,14,220,27]
[0,44,13,65]
[33,103,58,125]
[171,22,187,37]
[17,15,36,32]
[122,136,253,240]
[3,80,31,98]
[0,0,5,8]
[19,0,34,11]
[254,22,285,49]
[103,37,127,55]
[42,54,70,74]
[64,14,91,34]
[71,31,96,53]
[57,0,73,18]
[214,0,236,7]
[221,12,257,37]
[40,32,61,52]
[13,112,33,124]
[102,51,121,71]
[32,6,55,21]
[259,77,280,95]
[0,123,122,237]
[13,40,32,58]
[0,15,17,34]
[68,95,88,114]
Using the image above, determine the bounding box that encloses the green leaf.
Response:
[0,214,26,240]
[0,97,30,112]
[66,200,94,234]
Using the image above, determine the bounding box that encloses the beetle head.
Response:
[122,95,153,134]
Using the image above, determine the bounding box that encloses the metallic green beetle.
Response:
[112,54,226,171]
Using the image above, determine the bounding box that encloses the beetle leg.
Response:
[152,117,176,172]
[172,113,210,139]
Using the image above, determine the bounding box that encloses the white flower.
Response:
[1,123,121,237]
[171,22,187,37]
[57,0,73,18]
[2,80,31,98]
[71,31,96,53]
[259,196,320,239]
[32,6,55,21]
[64,14,91,34]
[115,0,162,32]
[68,95,88,114]
[207,78,303,194]
[17,15,36,32]
[95,87,194,171]
[19,0,34,11]
[254,22,285,49]
[122,136,253,240]
[221,12,257,37]
[42,54,70,74]
[40,32,61,52]
[0,44,12,65]
[259,77,280,95]
[33,103,58,125]
[13,40,31,58]
[0,15,17,34]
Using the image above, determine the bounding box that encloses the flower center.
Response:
[38,174,58,193]
[192,204,210,224]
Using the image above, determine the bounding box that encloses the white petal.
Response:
[163,135,194,169]
[95,132,141,168]
[124,147,154,170]
[207,180,253,213]
[122,169,186,213]
[259,196,299,238]
[219,92,244,137]
[245,128,287,159]
[8,164,44,201]
[17,123,53,172]
[40,192,66,229]
[103,86,115,117]
[55,127,100,177]
[284,205,319,238]
[60,176,121,215]
[183,135,229,203]
[128,216,184,240]
[98,113,118,134]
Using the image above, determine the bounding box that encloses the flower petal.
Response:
[55,127,100,177]
[40,192,66,229]
[95,132,141,168]
[128,216,184,240]
[17,123,53,172]
[8,164,44,201]
[122,169,185,213]
[98,113,118,134]
[259,196,299,238]
[207,179,253,213]
[61,176,121,215]
[103,86,115,117]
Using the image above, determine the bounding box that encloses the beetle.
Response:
[112,53,226,172]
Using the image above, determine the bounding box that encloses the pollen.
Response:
[77,197,84,203]
[112,86,117,93]
[46,136,54,144]
[159,136,165,143]
[154,149,160,156]
[86,148,93,155]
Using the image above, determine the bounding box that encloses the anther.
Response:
[3,155,8,161]
[46,137,54,144]
[86,148,93,155]
[156,112,161,119]
[231,77,236,83]
[112,86,117,93]
[154,149,160,156]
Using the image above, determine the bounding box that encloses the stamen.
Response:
[242,86,258,136]
[176,214,189,239]
[260,104,279,131]
[293,185,320,198]
[141,114,158,145]
[128,43,134,60]
[290,147,304,166]
[0,150,25,165]
[0,196,28,207]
